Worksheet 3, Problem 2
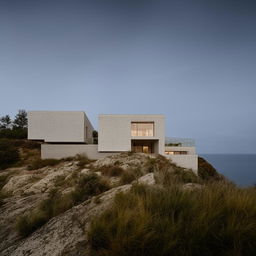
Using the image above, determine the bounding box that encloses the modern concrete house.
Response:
[28,111,198,171]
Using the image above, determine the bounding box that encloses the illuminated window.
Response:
[165,151,187,155]
[131,122,154,136]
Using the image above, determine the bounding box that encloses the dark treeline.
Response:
[0,110,27,139]
[0,110,28,169]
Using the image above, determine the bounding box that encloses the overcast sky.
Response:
[0,0,256,154]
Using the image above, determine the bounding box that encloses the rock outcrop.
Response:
[1,184,132,256]
[0,153,203,256]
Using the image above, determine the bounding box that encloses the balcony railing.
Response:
[165,137,195,147]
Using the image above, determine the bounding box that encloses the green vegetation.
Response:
[198,156,224,181]
[27,154,92,170]
[0,110,42,169]
[27,158,62,170]
[120,170,137,184]
[16,173,110,237]
[89,183,256,256]
[76,154,92,169]
[0,110,28,139]
[100,165,124,177]
[165,142,182,146]
[0,139,20,169]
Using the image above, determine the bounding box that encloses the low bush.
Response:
[0,139,20,169]
[16,174,110,237]
[70,173,110,203]
[119,167,143,185]
[27,158,61,170]
[144,155,174,173]
[0,128,27,139]
[120,170,137,184]
[100,165,124,177]
[13,139,41,149]
[89,182,256,256]
[76,154,91,168]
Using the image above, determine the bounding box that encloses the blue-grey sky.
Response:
[0,0,256,154]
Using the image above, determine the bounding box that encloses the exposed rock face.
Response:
[137,172,155,185]
[0,194,48,253]
[0,153,203,256]
[92,153,153,170]
[1,185,132,256]
[2,163,78,196]
[2,174,35,195]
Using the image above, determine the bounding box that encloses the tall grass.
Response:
[100,165,124,177]
[76,154,92,169]
[89,183,256,256]
[27,158,62,170]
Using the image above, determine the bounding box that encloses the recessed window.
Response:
[131,122,154,136]
[165,151,187,155]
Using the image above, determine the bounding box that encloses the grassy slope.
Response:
[89,157,256,256]
[1,140,255,255]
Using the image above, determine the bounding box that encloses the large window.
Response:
[131,122,154,136]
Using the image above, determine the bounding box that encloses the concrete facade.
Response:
[165,146,196,155]
[98,114,165,155]
[28,111,198,172]
[166,155,198,171]
[41,144,117,160]
[28,111,93,143]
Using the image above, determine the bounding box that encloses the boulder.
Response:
[137,173,155,185]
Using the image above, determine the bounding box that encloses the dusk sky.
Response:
[0,0,256,154]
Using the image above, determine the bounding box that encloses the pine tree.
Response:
[0,115,12,129]
[13,110,27,129]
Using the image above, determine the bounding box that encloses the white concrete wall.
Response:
[41,144,117,160]
[42,144,198,171]
[165,146,196,155]
[28,111,93,143]
[165,155,198,172]
[98,114,165,154]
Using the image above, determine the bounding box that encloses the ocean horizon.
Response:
[201,154,256,187]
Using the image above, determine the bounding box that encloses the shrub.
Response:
[16,210,47,237]
[120,168,143,185]
[120,170,137,185]
[76,154,91,168]
[0,128,27,139]
[89,183,256,256]
[198,157,224,181]
[71,173,110,203]
[13,139,41,149]
[100,165,124,177]
[27,158,61,170]
[144,155,172,173]
[0,139,20,169]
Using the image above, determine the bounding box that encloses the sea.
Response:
[201,154,256,187]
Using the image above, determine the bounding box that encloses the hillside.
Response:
[0,143,255,256]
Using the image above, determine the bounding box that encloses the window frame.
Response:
[131,122,154,137]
